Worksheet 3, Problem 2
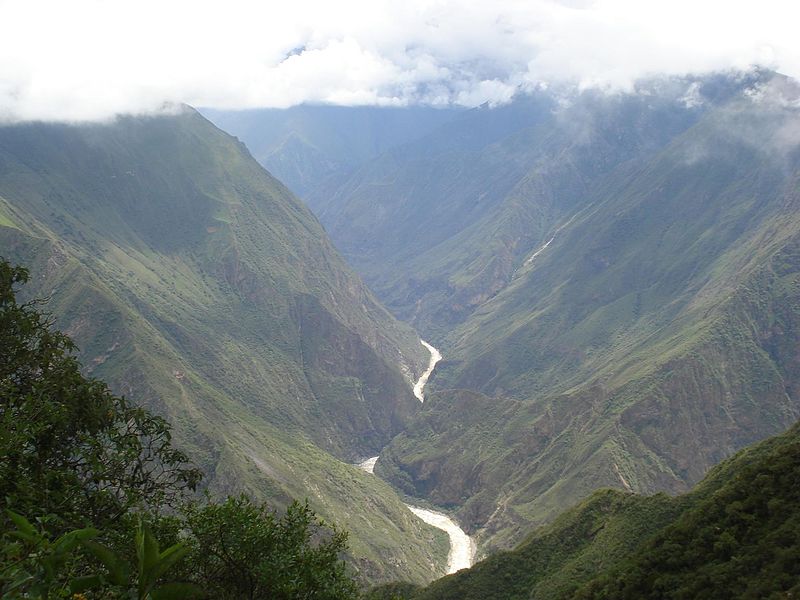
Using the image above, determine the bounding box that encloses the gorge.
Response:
[358,340,474,575]
[2,66,800,597]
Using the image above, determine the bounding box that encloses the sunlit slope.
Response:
[379,77,800,552]
[0,109,446,584]
[408,419,800,600]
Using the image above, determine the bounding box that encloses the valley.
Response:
[3,3,800,598]
[2,67,799,596]
[0,111,450,585]
[358,340,474,575]
[208,69,800,567]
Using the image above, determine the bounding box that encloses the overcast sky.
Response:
[1,0,798,122]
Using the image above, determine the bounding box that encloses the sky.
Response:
[1,0,799,122]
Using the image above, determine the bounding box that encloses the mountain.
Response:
[6,70,799,588]
[374,72,800,552]
[200,105,462,199]
[0,108,449,584]
[390,418,800,599]
[305,74,762,340]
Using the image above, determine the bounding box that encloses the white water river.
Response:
[358,340,475,574]
[413,340,442,402]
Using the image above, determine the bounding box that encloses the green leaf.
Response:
[136,521,161,575]
[136,520,162,596]
[8,530,41,544]
[149,543,189,583]
[6,510,37,538]
[149,582,205,600]
[4,572,34,595]
[82,540,131,586]
[53,527,99,553]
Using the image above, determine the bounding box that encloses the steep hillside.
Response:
[0,109,448,584]
[201,105,461,199]
[310,74,754,337]
[399,419,800,600]
[377,74,800,551]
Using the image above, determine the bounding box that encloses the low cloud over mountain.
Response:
[1,0,799,122]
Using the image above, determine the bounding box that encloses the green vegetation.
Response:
[373,73,800,553]
[182,496,358,599]
[0,261,200,533]
[0,110,445,584]
[5,71,799,591]
[576,423,800,598]
[195,72,800,581]
[383,420,800,599]
[0,259,360,598]
[3,511,204,600]
[307,75,751,339]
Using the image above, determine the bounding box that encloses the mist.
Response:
[1,0,799,122]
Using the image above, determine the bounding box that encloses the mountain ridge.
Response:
[305,73,765,340]
[0,107,449,584]
[375,75,800,554]
[394,417,800,599]
[201,104,463,199]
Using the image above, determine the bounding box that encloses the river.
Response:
[413,340,442,402]
[357,340,475,575]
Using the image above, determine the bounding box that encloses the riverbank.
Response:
[357,340,475,575]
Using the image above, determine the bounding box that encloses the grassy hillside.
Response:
[309,74,754,338]
[402,419,800,600]
[377,74,800,552]
[0,109,448,584]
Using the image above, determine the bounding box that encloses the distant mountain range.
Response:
[200,104,462,199]
[4,66,799,589]
[211,69,800,558]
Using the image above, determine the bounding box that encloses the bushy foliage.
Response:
[2,511,200,600]
[182,496,359,600]
[0,260,360,599]
[574,425,800,599]
[0,261,202,534]
[2,511,100,599]
[363,581,420,600]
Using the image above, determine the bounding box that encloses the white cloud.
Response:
[1,0,799,121]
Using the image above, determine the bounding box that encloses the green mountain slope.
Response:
[403,418,800,600]
[310,75,752,338]
[201,105,461,199]
[377,74,800,552]
[0,109,448,584]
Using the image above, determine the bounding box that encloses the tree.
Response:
[1,260,361,598]
[182,496,359,600]
[0,260,201,534]
[2,510,200,600]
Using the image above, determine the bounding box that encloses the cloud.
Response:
[1,0,799,121]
